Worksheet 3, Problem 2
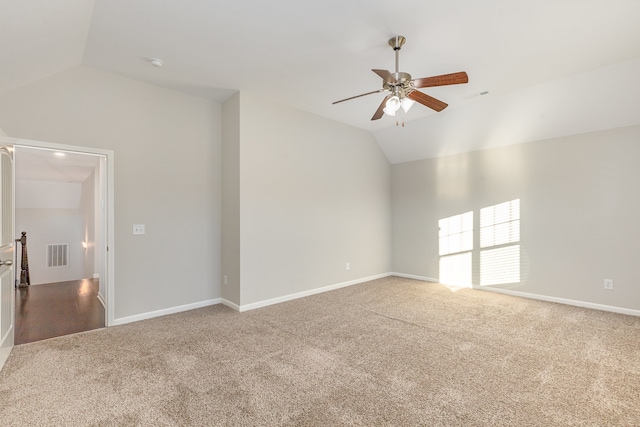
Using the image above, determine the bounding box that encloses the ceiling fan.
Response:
[333,36,468,121]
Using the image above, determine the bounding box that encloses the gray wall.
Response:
[3,64,635,319]
[0,66,390,318]
[16,208,85,284]
[221,93,241,305]
[236,92,391,306]
[15,174,92,285]
[0,66,222,320]
[391,125,640,311]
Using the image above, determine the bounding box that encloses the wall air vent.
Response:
[47,243,69,268]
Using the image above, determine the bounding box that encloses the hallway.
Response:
[14,279,105,344]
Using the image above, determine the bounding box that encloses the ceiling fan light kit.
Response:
[333,35,468,123]
[383,96,401,116]
[401,97,415,113]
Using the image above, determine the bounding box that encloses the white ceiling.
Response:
[15,146,100,183]
[2,0,640,164]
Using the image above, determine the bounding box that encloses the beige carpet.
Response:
[1,276,639,426]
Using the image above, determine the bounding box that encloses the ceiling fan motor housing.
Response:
[383,72,413,96]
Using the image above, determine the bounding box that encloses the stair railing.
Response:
[15,231,30,288]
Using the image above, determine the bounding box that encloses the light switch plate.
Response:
[133,224,145,235]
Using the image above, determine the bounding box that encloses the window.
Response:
[439,211,473,256]
[479,199,520,285]
[437,200,522,288]
[438,211,473,287]
[480,245,520,286]
[480,199,520,248]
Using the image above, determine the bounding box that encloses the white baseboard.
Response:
[109,273,639,325]
[237,272,392,312]
[473,285,640,317]
[0,327,13,371]
[112,298,222,326]
[390,272,439,283]
[110,273,393,322]
[0,346,12,371]
[221,299,240,311]
[391,272,640,317]
[96,292,106,309]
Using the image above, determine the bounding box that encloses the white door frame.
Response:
[0,136,115,327]
[0,145,15,369]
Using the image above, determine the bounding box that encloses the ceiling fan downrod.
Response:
[389,36,406,75]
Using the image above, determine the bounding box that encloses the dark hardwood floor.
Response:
[15,278,105,345]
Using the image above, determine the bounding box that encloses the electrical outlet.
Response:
[133,224,145,235]
[346,262,350,271]
[604,279,614,290]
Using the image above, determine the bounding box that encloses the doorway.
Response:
[14,278,104,344]
[13,144,112,343]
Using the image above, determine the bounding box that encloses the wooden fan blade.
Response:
[412,72,468,89]
[372,69,397,83]
[371,95,391,120]
[408,90,448,112]
[333,89,384,104]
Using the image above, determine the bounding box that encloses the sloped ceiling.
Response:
[15,147,99,182]
[0,0,94,94]
[2,0,640,163]
[14,147,100,209]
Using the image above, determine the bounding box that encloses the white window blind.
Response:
[440,252,473,287]
[439,211,473,287]
[480,199,520,248]
[479,199,521,285]
[439,211,473,256]
[480,245,521,285]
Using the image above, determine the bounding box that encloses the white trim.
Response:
[392,271,640,317]
[104,151,115,327]
[5,137,116,327]
[112,298,221,326]
[473,285,640,317]
[0,143,16,371]
[0,336,11,368]
[96,292,105,309]
[237,273,391,312]
[221,299,240,311]
[390,272,439,283]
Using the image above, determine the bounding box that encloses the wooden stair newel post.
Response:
[15,231,30,288]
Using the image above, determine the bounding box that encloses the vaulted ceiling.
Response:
[2,0,640,163]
